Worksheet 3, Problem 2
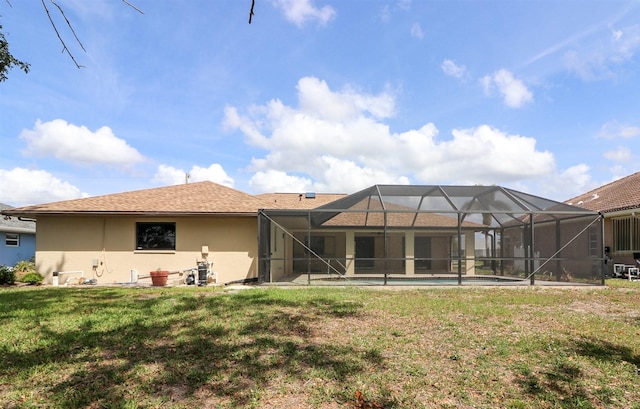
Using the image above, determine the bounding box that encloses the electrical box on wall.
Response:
[92,259,99,267]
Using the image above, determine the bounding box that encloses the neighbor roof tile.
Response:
[565,171,640,213]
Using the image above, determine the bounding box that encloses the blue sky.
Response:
[1,0,640,207]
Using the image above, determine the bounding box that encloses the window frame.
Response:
[5,233,19,247]
[612,216,640,254]
[135,222,176,251]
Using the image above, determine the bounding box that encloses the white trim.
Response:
[0,227,35,234]
[133,250,176,255]
[5,233,19,247]
[602,209,640,218]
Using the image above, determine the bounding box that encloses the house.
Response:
[0,182,340,285]
[566,171,640,269]
[1,182,603,285]
[0,203,36,266]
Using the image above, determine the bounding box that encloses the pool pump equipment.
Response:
[185,258,212,286]
[197,261,208,286]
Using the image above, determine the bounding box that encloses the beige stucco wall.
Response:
[431,236,450,271]
[277,230,465,276]
[35,215,258,285]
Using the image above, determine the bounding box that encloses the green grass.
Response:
[1,281,640,408]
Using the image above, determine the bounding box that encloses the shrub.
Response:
[21,272,43,285]
[0,265,16,285]
[14,260,36,274]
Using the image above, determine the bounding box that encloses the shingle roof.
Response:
[1,182,276,216]
[319,198,485,228]
[256,193,347,209]
[0,203,36,232]
[566,171,640,213]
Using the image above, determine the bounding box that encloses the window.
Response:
[612,216,640,254]
[136,222,176,250]
[6,233,19,247]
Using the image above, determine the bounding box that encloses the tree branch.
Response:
[39,0,143,68]
[51,0,86,52]
[249,0,255,24]
[122,0,144,14]
[41,0,84,68]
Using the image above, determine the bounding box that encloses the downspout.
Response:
[600,212,606,285]
[457,213,463,285]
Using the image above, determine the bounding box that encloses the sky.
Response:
[1,0,640,207]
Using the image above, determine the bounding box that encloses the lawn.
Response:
[1,281,639,408]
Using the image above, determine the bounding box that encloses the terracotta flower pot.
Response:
[150,270,169,286]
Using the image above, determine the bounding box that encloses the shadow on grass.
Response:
[514,335,640,408]
[0,287,376,408]
[571,336,640,368]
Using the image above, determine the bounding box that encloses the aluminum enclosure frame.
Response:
[258,185,604,286]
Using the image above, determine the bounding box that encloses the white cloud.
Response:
[441,59,467,79]
[297,76,395,120]
[410,23,424,39]
[481,69,533,108]
[420,125,554,184]
[225,76,556,194]
[0,168,86,207]
[223,106,269,148]
[612,28,623,41]
[538,164,593,201]
[397,0,412,11]
[152,164,234,187]
[312,156,410,193]
[273,0,336,28]
[597,120,640,139]
[379,5,391,22]
[250,170,312,193]
[20,119,145,166]
[604,146,632,162]
[564,24,640,80]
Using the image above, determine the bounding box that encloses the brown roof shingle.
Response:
[566,171,640,213]
[2,181,276,216]
[319,198,485,228]
[256,192,347,209]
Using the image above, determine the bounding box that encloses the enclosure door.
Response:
[415,236,432,271]
[355,236,375,271]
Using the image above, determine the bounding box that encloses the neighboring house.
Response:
[566,171,640,268]
[0,203,36,266]
[1,182,602,285]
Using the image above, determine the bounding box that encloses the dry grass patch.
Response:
[1,283,640,408]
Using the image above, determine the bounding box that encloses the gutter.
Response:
[0,211,259,218]
[599,208,640,218]
[0,226,36,234]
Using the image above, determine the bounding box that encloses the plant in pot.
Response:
[150,268,169,286]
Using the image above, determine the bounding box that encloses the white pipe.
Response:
[52,270,84,286]
[58,270,84,276]
[51,270,84,287]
